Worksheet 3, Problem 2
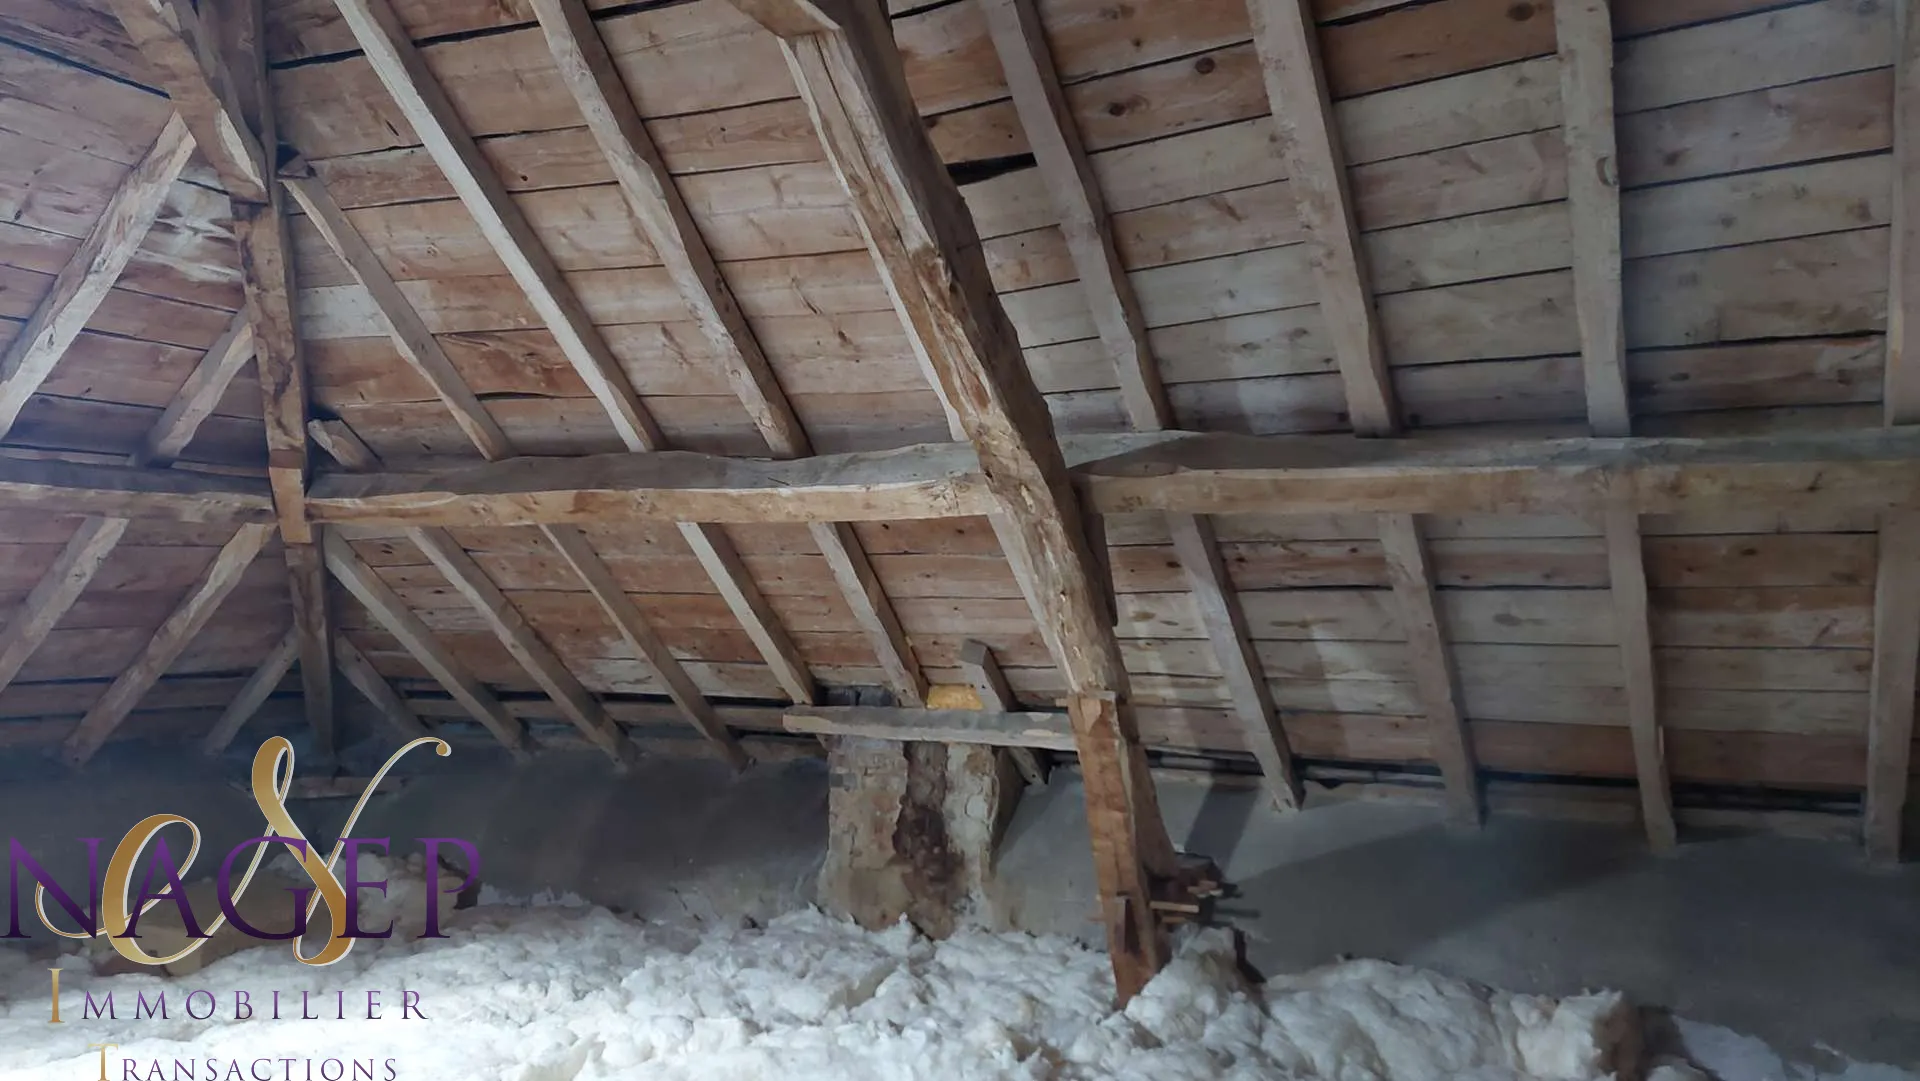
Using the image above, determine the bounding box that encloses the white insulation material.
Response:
[1,863,1644,1081]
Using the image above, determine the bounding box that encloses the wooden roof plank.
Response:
[281,172,512,462]
[1247,0,1394,436]
[528,0,924,706]
[409,524,635,767]
[0,114,195,441]
[322,528,530,758]
[333,630,432,743]
[62,521,275,765]
[326,0,662,453]
[200,624,298,756]
[542,522,750,767]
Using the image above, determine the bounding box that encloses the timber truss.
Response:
[0,0,1908,998]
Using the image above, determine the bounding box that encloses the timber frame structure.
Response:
[1,0,1918,993]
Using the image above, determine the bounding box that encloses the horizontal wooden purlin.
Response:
[1072,428,1920,519]
[298,427,1920,527]
[0,457,275,523]
[306,444,995,526]
[781,704,1076,749]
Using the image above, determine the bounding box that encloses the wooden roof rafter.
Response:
[526,0,928,707]
[982,0,1304,813]
[324,0,823,712]
[1554,0,1677,851]
[1866,0,1920,864]
[0,310,257,710]
[1246,0,1479,824]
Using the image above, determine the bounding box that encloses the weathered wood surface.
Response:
[322,529,530,756]
[200,625,299,756]
[0,114,194,438]
[62,522,275,764]
[1377,513,1479,825]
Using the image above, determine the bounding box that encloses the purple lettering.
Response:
[216,838,311,941]
[5,839,100,938]
[120,838,204,942]
[417,838,479,939]
[340,839,393,939]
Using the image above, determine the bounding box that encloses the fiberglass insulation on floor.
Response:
[0,863,1650,1081]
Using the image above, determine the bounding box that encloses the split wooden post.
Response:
[1554,0,1677,851]
[327,0,821,708]
[63,523,277,765]
[728,0,1177,1001]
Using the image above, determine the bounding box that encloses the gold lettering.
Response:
[88,1043,117,1081]
[47,968,61,1023]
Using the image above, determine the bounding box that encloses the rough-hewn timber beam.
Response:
[104,0,267,201]
[63,523,276,765]
[1246,0,1394,434]
[298,427,1920,528]
[327,0,823,707]
[408,526,635,768]
[1075,427,1920,519]
[135,312,255,469]
[528,0,922,706]
[1867,0,1920,863]
[308,443,994,526]
[322,530,530,759]
[0,457,274,522]
[1603,475,1678,850]
[332,631,432,743]
[730,0,1177,1000]
[0,115,195,439]
[1555,0,1674,851]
